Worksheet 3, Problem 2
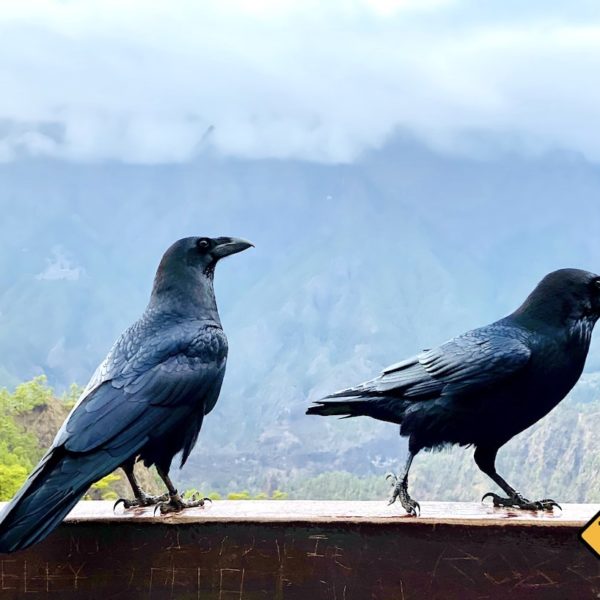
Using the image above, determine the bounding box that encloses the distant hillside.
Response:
[0,378,161,501]
[176,373,600,503]
[2,138,600,500]
[2,375,597,504]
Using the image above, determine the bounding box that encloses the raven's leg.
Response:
[386,451,420,516]
[113,463,169,510]
[475,446,560,511]
[154,467,211,515]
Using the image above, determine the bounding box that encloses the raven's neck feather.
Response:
[510,286,596,331]
[507,309,596,353]
[566,316,595,351]
[148,269,220,322]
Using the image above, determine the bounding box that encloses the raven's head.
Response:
[156,236,253,277]
[514,268,600,326]
[192,236,254,275]
[151,236,253,314]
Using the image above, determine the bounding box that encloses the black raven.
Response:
[307,269,600,515]
[0,236,252,553]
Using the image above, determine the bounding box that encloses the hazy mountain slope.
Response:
[1,137,600,499]
[181,378,600,503]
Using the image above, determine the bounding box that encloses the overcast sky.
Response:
[1,0,599,163]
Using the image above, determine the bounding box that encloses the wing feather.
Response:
[54,322,227,455]
[325,325,531,403]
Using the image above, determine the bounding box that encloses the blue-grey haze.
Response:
[1,136,599,499]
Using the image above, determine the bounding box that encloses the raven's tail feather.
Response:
[306,398,377,418]
[307,357,433,423]
[305,373,392,418]
[306,396,403,424]
[322,380,382,400]
[0,449,123,553]
[306,367,418,423]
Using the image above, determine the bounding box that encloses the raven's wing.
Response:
[0,317,227,553]
[308,325,531,418]
[386,328,531,398]
[55,319,227,455]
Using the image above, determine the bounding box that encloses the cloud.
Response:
[1,1,599,163]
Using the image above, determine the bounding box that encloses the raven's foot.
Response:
[386,473,420,516]
[114,492,169,510]
[482,492,561,511]
[155,492,212,515]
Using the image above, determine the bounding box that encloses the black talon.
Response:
[113,491,170,511]
[113,498,127,511]
[154,493,211,515]
[481,492,500,504]
[536,499,562,511]
[386,471,420,516]
[482,491,561,511]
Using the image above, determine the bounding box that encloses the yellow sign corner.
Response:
[580,510,600,558]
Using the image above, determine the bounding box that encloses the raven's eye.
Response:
[197,238,210,251]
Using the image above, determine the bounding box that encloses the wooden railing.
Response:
[0,500,598,599]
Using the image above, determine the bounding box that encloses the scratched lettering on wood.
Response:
[0,518,598,599]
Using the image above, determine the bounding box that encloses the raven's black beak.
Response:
[212,237,254,259]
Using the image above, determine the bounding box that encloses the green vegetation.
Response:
[225,490,289,500]
[0,377,293,503]
[85,473,122,501]
[1,375,599,505]
[0,376,126,501]
[182,489,222,501]
[63,383,84,408]
[0,377,54,499]
[227,490,251,500]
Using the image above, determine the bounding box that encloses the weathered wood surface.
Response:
[0,500,598,599]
